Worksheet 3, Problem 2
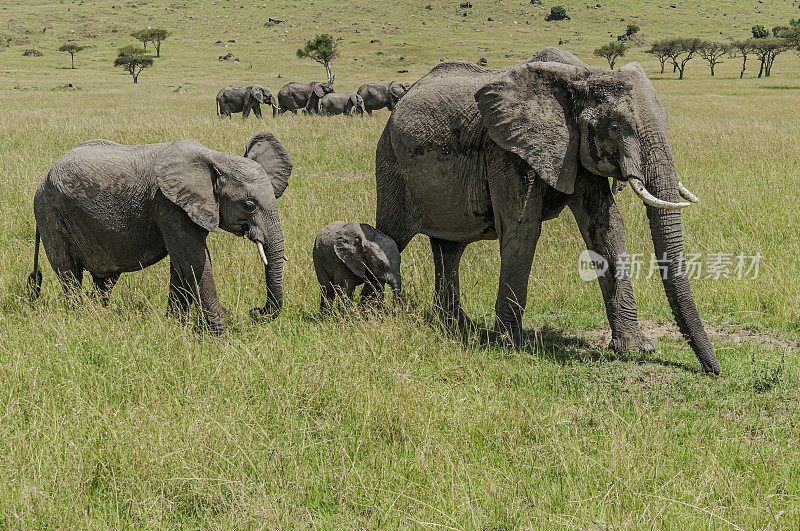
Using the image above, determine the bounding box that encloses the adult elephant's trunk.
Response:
[252,215,285,319]
[639,149,720,374]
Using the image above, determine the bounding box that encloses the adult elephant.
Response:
[320,92,365,116]
[356,81,412,115]
[216,85,278,119]
[370,47,720,374]
[28,131,292,333]
[277,81,334,114]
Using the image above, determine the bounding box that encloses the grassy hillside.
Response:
[1,0,800,527]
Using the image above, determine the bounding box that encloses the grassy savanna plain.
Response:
[1,0,800,527]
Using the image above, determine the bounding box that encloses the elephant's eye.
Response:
[244,200,257,213]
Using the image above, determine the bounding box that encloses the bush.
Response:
[751,25,768,39]
[546,6,569,21]
[625,24,640,36]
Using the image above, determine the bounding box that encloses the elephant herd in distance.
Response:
[216,80,413,118]
[29,47,722,375]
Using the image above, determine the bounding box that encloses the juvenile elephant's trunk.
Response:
[389,275,402,304]
[642,146,720,374]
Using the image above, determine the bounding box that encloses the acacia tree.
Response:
[297,34,338,83]
[777,25,800,54]
[669,37,702,79]
[698,41,727,76]
[131,29,150,51]
[114,45,154,83]
[751,38,789,77]
[148,29,170,57]
[594,41,627,69]
[661,38,684,73]
[57,43,84,69]
[646,41,670,74]
[729,40,755,78]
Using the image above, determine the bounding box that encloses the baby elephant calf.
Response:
[313,222,401,311]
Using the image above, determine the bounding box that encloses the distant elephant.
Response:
[356,81,412,115]
[369,47,720,374]
[320,92,365,116]
[216,85,278,119]
[28,131,292,333]
[313,222,401,311]
[277,81,334,114]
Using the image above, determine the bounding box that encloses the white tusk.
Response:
[629,178,691,209]
[677,181,700,203]
[256,241,269,267]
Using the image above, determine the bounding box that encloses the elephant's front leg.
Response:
[494,220,542,347]
[568,172,654,353]
[160,217,225,333]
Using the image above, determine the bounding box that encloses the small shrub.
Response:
[751,25,768,39]
[625,24,640,36]
[548,6,568,20]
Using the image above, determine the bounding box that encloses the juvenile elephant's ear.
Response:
[248,85,265,103]
[475,62,584,194]
[313,84,326,98]
[333,225,366,278]
[244,131,292,199]
[155,140,221,232]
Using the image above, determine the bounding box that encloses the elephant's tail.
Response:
[27,228,43,301]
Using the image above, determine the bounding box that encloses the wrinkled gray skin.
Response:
[277,81,334,115]
[369,47,720,374]
[320,92,365,116]
[313,222,401,311]
[356,81,412,115]
[29,131,292,333]
[216,85,278,119]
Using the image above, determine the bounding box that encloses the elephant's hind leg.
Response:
[568,172,654,353]
[41,230,84,299]
[430,237,471,326]
[91,273,120,306]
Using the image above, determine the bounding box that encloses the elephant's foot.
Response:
[492,320,527,349]
[437,304,475,330]
[609,329,655,353]
[250,305,279,322]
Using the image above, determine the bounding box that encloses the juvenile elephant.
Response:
[28,131,292,332]
[370,47,720,374]
[320,92,365,116]
[313,222,401,311]
[216,85,278,119]
[277,81,334,114]
[356,81,412,115]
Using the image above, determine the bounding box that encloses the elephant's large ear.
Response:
[475,62,584,194]
[244,131,292,199]
[333,225,366,278]
[313,84,326,98]
[155,140,220,232]
[249,86,265,103]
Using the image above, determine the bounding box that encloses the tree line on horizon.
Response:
[594,20,800,79]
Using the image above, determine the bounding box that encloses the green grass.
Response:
[1,0,800,527]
